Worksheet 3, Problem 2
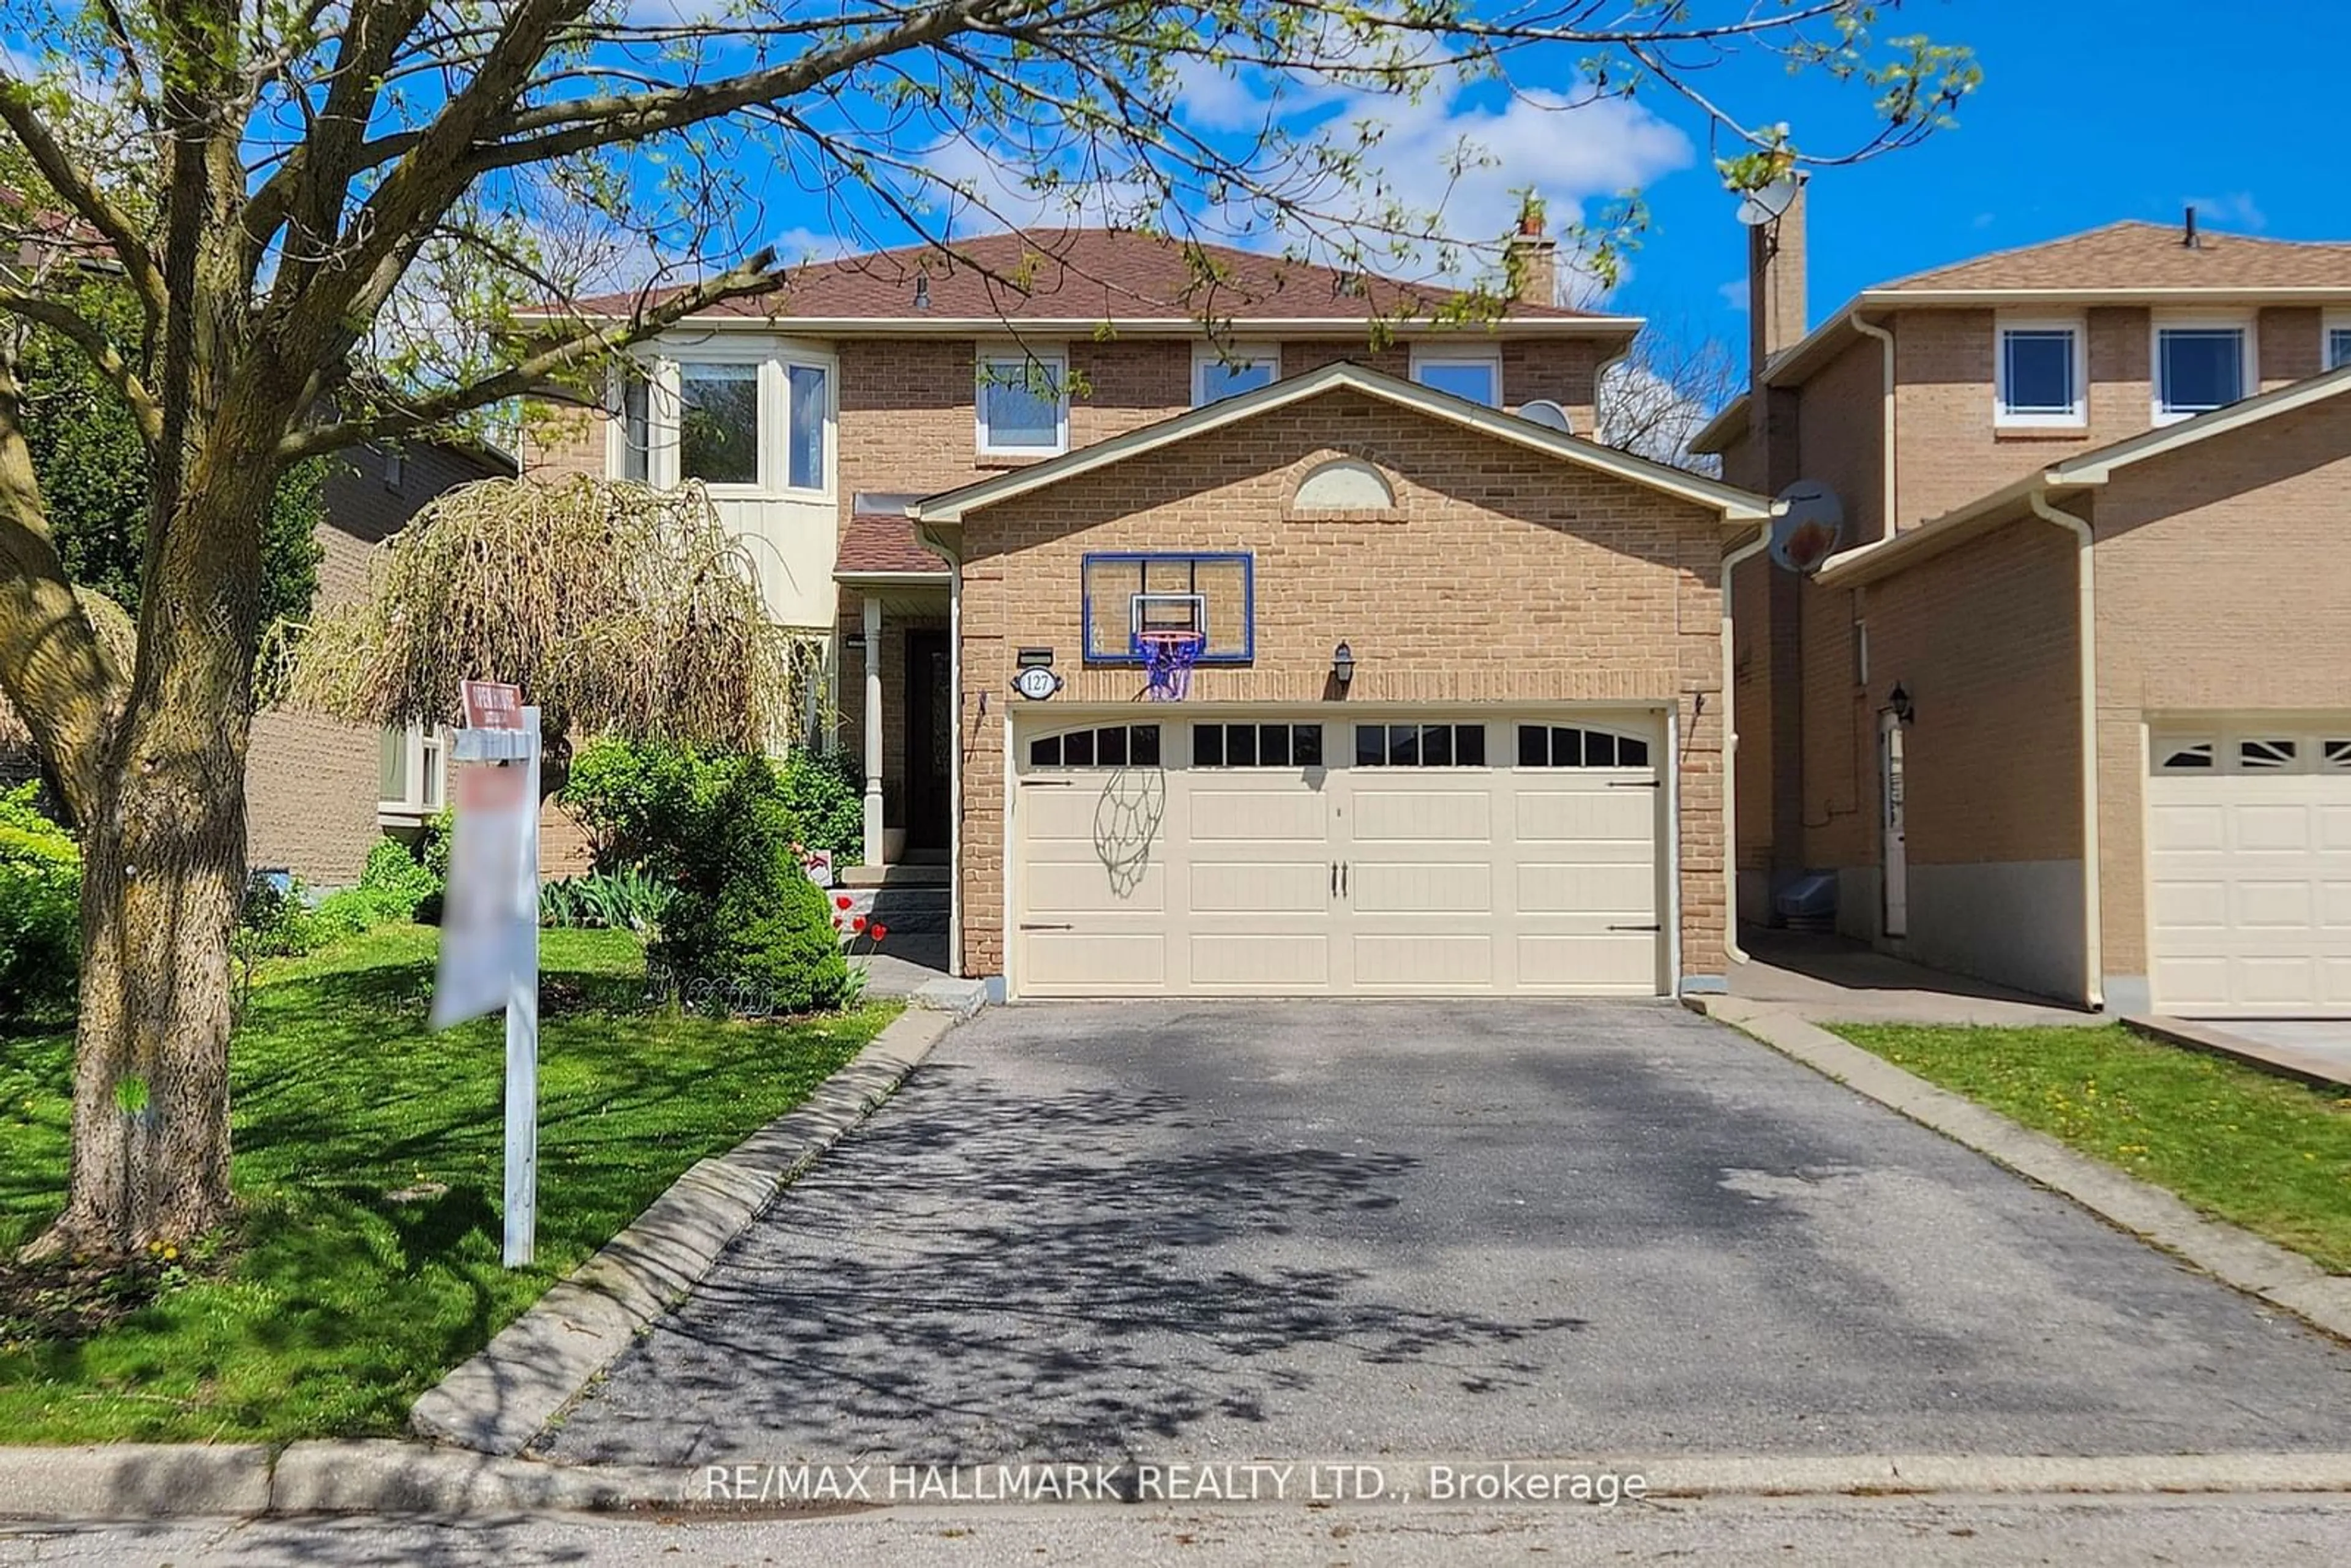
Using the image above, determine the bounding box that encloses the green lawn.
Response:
[1834,1023,2351,1273]
[0,925,894,1443]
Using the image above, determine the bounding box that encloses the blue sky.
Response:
[1618,0,2351,345]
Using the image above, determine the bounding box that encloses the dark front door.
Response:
[905,629,951,853]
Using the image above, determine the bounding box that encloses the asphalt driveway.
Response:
[541,1001,2351,1466]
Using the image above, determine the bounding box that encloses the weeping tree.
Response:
[0,1,1973,1260]
[283,476,819,752]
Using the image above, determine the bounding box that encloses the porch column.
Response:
[861,595,886,867]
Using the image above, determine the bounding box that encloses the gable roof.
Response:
[910,361,1770,526]
[1816,361,2351,588]
[1880,220,2351,294]
[552,228,1639,336]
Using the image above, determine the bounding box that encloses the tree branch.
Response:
[0,346,128,823]
[0,78,168,321]
[277,249,786,460]
[0,291,165,451]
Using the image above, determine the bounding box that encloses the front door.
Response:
[904,629,951,853]
[1880,711,1909,939]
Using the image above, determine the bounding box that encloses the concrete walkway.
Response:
[1731,930,2100,1027]
[2128,1016,2351,1089]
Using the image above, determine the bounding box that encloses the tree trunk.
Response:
[22,455,273,1261]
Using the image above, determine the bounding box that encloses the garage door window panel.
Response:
[1029,724,1161,769]
[1518,724,1652,768]
[2240,738,2298,771]
[1356,724,1484,767]
[1193,723,1321,768]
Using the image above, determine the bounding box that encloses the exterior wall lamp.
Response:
[1332,642,1355,687]
[1888,681,1916,726]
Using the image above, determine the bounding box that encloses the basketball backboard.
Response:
[1081,552,1253,663]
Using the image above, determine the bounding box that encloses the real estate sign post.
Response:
[431,680,543,1268]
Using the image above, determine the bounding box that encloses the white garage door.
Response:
[2147,725,2351,1016]
[1011,712,1667,997]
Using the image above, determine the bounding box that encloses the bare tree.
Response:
[0,0,1974,1259]
[1599,323,1743,475]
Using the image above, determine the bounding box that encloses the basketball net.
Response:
[1136,630,1205,702]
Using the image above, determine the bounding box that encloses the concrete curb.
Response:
[407,1006,957,1457]
[2124,1013,2351,1090]
[0,1444,272,1521]
[1689,996,2351,1345]
[18,1441,2351,1521]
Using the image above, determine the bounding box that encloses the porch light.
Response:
[1888,681,1915,727]
[1332,642,1355,687]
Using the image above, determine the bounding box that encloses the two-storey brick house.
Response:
[1698,200,2351,1016]
[525,227,1775,999]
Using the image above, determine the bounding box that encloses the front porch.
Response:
[835,504,953,884]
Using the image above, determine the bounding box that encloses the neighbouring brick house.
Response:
[522,227,1774,998]
[0,438,509,884]
[247,438,516,883]
[1697,198,2351,1016]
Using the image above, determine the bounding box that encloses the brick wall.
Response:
[954,388,1728,980]
[246,441,503,884]
[1859,518,2081,866]
[2090,396,2351,975]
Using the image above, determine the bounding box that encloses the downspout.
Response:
[1721,525,1772,966]
[1848,312,1898,544]
[2027,490,2104,1011]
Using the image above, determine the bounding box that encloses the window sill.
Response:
[377,803,440,829]
[1993,425,2089,441]
[975,452,1057,470]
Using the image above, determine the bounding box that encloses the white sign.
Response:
[1011,665,1062,700]
[430,692,543,1268]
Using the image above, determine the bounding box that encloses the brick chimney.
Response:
[1507,209,1558,309]
[1746,178,1807,386]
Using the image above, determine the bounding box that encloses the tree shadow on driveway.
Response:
[539,1060,1591,1467]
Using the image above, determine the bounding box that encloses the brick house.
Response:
[1697,198,2351,1016]
[247,437,516,883]
[524,228,1772,998]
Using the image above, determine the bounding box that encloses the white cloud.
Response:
[2183,192,2265,232]
[1719,280,1749,313]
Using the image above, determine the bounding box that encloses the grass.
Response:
[0,924,896,1444]
[1833,1022,2351,1274]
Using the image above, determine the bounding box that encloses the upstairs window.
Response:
[1193,345,1278,405]
[1995,322,2084,427]
[2154,323,2249,421]
[978,350,1068,455]
[677,361,760,484]
[612,369,652,482]
[1409,348,1502,408]
[786,362,829,490]
[2328,322,2351,372]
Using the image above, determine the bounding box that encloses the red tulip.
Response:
[852,915,868,932]
[869,923,888,941]
[831,915,844,928]
[835,895,853,910]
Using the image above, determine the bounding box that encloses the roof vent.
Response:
[2183,204,2200,249]
[913,274,931,309]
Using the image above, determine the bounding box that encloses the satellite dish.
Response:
[1516,399,1573,435]
[1734,174,1801,228]
[1769,480,1845,575]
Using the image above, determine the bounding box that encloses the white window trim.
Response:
[2325,311,2351,373]
[617,341,837,500]
[1993,317,2087,428]
[1190,342,1280,407]
[1408,345,1504,407]
[2151,314,2255,426]
[378,723,449,824]
[975,345,1070,457]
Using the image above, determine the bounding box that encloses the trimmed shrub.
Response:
[0,784,80,1018]
[779,748,864,866]
[560,737,731,876]
[651,756,849,1015]
[358,835,441,921]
